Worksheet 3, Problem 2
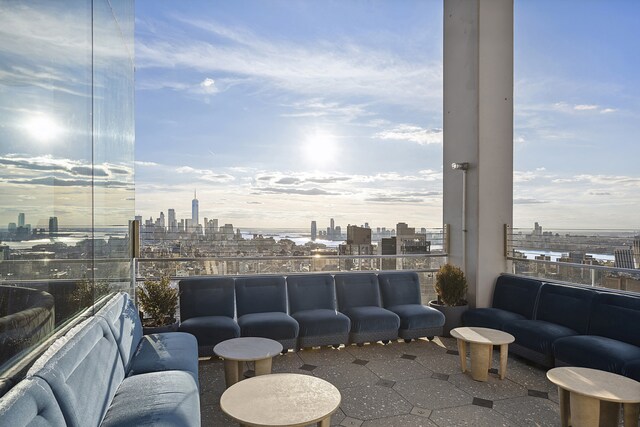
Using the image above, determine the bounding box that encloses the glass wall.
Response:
[0,0,134,383]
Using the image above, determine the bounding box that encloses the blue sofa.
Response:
[463,274,640,379]
[178,276,240,357]
[0,292,200,426]
[286,274,351,348]
[335,273,400,345]
[235,276,299,351]
[378,272,445,341]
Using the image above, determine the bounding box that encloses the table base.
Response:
[558,387,640,427]
[456,339,509,382]
[224,357,273,388]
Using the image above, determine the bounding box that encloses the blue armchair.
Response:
[286,274,350,348]
[335,273,400,345]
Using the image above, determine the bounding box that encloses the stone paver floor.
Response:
[198,337,635,426]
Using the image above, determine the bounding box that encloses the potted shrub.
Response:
[137,277,178,334]
[428,264,469,336]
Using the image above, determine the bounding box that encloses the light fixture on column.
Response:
[451,162,470,274]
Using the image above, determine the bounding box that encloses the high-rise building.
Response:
[18,213,25,227]
[48,217,59,235]
[615,248,635,269]
[168,209,176,232]
[634,236,640,269]
[192,190,199,227]
[311,221,317,241]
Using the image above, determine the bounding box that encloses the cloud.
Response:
[6,176,130,188]
[254,187,338,196]
[199,77,218,94]
[280,99,372,122]
[135,161,159,167]
[275,177,302,185]
[0,155,132,179]
[175,165,235,183]
[513,198,549,204]
[552,174,640,186]
[374,125,443,145]
[600,108,617,114]
[574,104,598,111]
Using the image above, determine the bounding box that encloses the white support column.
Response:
[443,0,513,308]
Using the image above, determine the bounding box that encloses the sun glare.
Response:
[303,131,339,166]
[23,114,64,142]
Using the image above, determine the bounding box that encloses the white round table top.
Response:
[547,367,640,403]
[220,373,341,427]
[450,327,515,345]
[214,337,283,361]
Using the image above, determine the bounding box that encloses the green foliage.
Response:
[70,278,110,312]
[434,264,468,306]
[136,277,177,327]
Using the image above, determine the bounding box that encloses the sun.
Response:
[23,114,64,142]
[302,131,339,166]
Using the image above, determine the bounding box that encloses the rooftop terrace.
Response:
[199,338,560,427]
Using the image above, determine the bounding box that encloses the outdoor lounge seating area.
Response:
[463,274,640,381]
[178,272,446,356]
[0,293,200,426]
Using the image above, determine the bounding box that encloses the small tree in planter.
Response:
[137,277,178,334]
[429,264,469,336]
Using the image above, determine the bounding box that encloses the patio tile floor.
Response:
[197,336,629,426]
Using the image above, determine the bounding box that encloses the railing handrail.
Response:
[135,253,447,263]
[506,255,639,275]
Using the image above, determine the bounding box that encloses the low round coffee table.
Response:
[547,367,640,427]
[214,337,283,388]
[450,327,515,381]
[221,373,341,427]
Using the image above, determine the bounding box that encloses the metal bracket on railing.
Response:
[444,224,451,255]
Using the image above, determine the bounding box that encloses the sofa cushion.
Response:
[462,307,526,330]
[535,283,595,334]
[95,292,143,372]
[588,292,640,347]
[378,272,421,307]
[292,309,350,338]
[504,319,578,358]
[335,273,381,311]
[178,316,240,348]
[492,275,543,318]
[128,332,199,383]
[178,276,235,320]
[286,274,336,312]
[238,312,299,340]
[622,359,640,382]
[388,304,445,330]
[554,335,640,374]
[235,276,287,316]
[343,306,400,333]
[27,317,125,427]
[101,370,200,427]
[0,377,66,426]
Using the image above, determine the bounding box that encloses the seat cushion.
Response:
[554,335,640,374]
[335,273,381,311]
[238,312,299,340]
[492,275,543,318]
[343,306,400,333]
[622,359,640,382]
[535,284,595,334]
[504,319,578,358]
[178,316,240,348]
[462,308,526,330]
[179,277,236,320]
[0,377,66,426]
[101,370,200,427]
[287,274,336,312]
[235,276,287,316]
[388,304,445,330]
[292,309,350,338]
[128,332,199,383]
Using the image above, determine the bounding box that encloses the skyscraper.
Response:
[18,213,25,227]
[192,190,199,227]
[48,217,58,235]
[311,221,317,241]
[168,209,176,232]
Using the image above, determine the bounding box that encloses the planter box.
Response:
[428,301,468,337]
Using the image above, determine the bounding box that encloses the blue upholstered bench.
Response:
[235,276,299,351]
[178,276,240,357]
[623,359,640,382]
[554,291,640,374]
[0,292,200,426]
[335,273,400,345]
[503,283,595,368]
[462,274,543,330]
[378,271,444,341]
[286,274,350,348]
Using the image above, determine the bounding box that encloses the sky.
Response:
[134,0,640,232]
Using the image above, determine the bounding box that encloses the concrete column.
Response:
[443,0,513,308]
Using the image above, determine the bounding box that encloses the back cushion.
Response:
[27,317,125,427]
[235,276,287,316]
[536,283,595,333]
[95,292,142,372]
[492,275,543,318]
[0,377,66,427]
[589,292,640,346]
[286,274,336,313]
[378,272,421,307]
[335,273,381,311]
[179,277,235,320]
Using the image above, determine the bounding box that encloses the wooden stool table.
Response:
[220,373,341,427]
[450,327,515,382]
[547,367,640,427]
[214,337,283,388]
